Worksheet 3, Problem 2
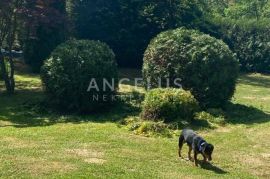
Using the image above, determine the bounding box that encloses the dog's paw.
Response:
[178,156,184,160]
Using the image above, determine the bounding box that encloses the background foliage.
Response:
[214,18,270,73]
[22,0,67,72]
[15,0,270,73]
[71,0,208,67]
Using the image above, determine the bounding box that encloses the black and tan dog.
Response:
[178,129,214,166]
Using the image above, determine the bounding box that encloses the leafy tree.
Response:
[209,0,270,20]
[22,0,67,72]
[0,0,22,94]
[71,0,205,67]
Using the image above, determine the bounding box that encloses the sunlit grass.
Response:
[0,70,269,178]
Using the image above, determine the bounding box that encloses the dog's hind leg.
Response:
[188,146,193,161]
[178,134,184,158]
[194,151,199,167]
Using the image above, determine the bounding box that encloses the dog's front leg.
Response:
[194,151,198,167]
[203,154,207,163]
[178,148,182,158]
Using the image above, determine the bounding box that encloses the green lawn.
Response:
[0,70,269,178]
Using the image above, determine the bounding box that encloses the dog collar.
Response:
[199,141,206,152]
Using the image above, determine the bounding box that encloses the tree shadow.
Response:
[186,119,214,130]
[0,90,59,127]
[223,102,270,125]
[0,89,142,128]
[238,74,270,88]
[1,80,269,129]
[199,161,228,174]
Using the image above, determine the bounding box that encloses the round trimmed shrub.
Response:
[143,28,239,108]
[41,40,118,112]
[141,88,200,123]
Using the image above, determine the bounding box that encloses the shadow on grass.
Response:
[238,74,270,88]
[0,90,142,128]
[1,88,269,129]
[199,161,227,174]
[186,102,270,130]
[223,102,270,125]
[189,119,214,130]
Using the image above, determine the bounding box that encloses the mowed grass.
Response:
[0,70,270,178]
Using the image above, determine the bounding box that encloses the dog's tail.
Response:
[178,134,184,158]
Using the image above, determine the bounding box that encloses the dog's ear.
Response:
[208,144,214,151]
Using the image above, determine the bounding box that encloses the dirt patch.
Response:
[6,156,76,176]
[242,96,256,100]
[261,97,270,101]
[2,137,38,149]
[234,153,270,177]
[261,153,270,158]
[29,160,76,176]
[67,148,106,165]
[84,158,106,164]
[215,127,232,133]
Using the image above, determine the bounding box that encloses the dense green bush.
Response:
[214,18,270,73]
[41,40,118,112]
[141,88,200,123]
[143,28,239,108]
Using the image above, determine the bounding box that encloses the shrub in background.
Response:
[214,18,270,73]
[143,28,239,108]
[141,88,200,123]
[41,40,118,112]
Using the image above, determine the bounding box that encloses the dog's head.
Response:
[203,143,214,161]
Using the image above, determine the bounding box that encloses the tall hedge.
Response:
[143,28,239,108]
[214,18,270,73]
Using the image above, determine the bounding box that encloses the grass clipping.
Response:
[120,117,178,138]
[121,109,226,138]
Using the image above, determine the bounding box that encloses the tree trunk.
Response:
[7,49,15,94]
[0,51,13,93]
